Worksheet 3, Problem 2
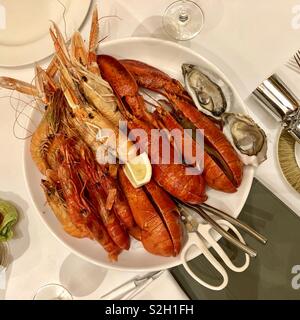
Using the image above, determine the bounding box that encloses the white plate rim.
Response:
[0,0,92,67]
[23,36,254,272]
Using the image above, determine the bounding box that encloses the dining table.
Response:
[0,0,300,300]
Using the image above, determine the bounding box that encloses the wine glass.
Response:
[163,0,205,41]
[33,284,73,300]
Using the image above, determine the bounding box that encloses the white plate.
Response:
[24,37,254,272]
[0,0,91,67]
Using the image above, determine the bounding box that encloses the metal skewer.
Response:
[179,202,257,258]
[199,203,268,244]
[175,199,268,258]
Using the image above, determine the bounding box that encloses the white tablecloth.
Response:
[0,0,299,299]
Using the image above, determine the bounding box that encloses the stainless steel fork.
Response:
[286,50,300,73]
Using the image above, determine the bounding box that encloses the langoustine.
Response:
[97,54,207,204]
[120,59,244,192]
[77,143,130,250]
[58,138,122,261]
[30,90,64,175]
[41,179,90,239]
[78,140,139,247]
[152,104,239,193]
[119,169,183,257]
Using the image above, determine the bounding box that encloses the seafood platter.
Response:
[0,7,267,271]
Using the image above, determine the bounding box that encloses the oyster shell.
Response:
[182,64,228,118]
[222,113,267,167]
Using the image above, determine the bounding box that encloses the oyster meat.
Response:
[222,113,268,167]
[182,64,228,117]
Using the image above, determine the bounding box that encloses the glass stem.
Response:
[179,0,189,24]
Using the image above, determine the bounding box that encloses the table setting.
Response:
[0,0,300,301]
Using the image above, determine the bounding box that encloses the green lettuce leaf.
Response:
[0,200,18,242]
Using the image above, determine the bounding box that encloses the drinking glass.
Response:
[33,284,73,300]
[163,0,205,41]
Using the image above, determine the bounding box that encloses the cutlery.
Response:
[294,50,300,68]
[199,203,267,244]
[99,271,164,300]
[253,74,300,143]
[294,51,300,70]
[176,202,253,291]
[286,59,299,74]
[176,200,267,257]
[175,201,268,290]
[120,271,165,300]
[285,49,300,73]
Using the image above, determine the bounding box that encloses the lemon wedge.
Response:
[123,152,152,188]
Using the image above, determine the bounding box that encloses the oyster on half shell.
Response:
[222,113,268,167]
[182,64,228,118]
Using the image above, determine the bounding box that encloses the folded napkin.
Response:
[0,200,18,241]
